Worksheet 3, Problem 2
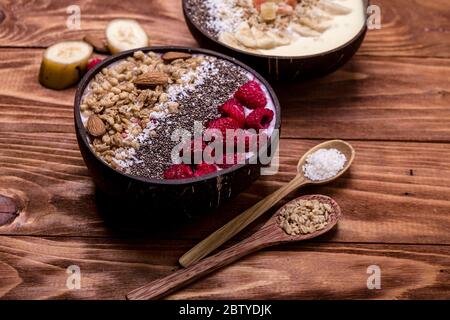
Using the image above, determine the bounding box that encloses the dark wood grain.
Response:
[0,138,449,246]
[0,236,448,299]
[0,49,449,141]
[0,195,17,226]
[0,0,449,59]
[0,0,196,48]
[276,57,450,141]
[127,195,341,300]
[0,0,449,300]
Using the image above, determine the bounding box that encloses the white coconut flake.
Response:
[204,0,247,34]
[303,148,347,181]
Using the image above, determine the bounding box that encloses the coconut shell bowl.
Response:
[74,46,281,215]
[182,0,369,81]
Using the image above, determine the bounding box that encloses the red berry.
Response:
[163,164,194,180]
[206,117,240,140]
[245,108,274,130]
[87,58,103,71]
[235,80,267,109]
[218,99,245,127]
[217,153,245,169]
[194,162,218,177]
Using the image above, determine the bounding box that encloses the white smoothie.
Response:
[258,0,366,56]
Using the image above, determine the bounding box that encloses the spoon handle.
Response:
[179,175,307,268]
[126,224,279,300]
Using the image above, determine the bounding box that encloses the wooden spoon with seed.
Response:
[179,140,355,268]
[126,194,341,300]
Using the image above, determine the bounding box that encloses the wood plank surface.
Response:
[0,0,449,58]
[0,49,449,141]
[0,0,449,300]
[0,237,448,299]
[1,138,449,245]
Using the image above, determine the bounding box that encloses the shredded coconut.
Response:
[120,56,221,169]
[303,148,347,181]
[204,0,247,34]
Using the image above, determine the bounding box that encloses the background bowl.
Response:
[74,46,281,216]
[183,0,369,81]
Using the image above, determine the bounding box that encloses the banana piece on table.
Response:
[291,23,321,37]
[106,19,149,54]
[317,0,352,15]
[234,22,258,48]
[39,41,93,90]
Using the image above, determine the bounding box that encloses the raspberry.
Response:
[245,108,274,130]
[218,99,245,127]
[194,162,217,177]
[206,117,240,140]
[180,138,207,164]
[234,80,267,109]
[87,58,103,71]
[217,153,245,169]
[163,164,194,180]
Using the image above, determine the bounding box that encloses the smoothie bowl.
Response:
[74,47,280,214]
[183,0,369,80]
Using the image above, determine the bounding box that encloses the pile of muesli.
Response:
[81,50,275,179]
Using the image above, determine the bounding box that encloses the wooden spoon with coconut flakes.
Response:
[178,139,355,268]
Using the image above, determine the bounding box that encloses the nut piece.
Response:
[162,51,192,63]
[260,2,278,21]
[83,34,109,54]
[87,115,106,137]
[134,72,169,88]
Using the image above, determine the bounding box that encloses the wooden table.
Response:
[0,0,449,300]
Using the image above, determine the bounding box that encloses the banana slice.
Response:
[298,16,331,32]
[39,41,93,90]
[234,22,258,48]
[106,19,149,54]
[291,23,321,37]
[219,32,241,49]
[252,27,277,49]
[309,7,334,22]
[317,0,352,15]
[267,30,291,46]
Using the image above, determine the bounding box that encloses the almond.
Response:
[134,72,169,88]
[83,34,109,54]
[87,115,106,137]
[162,51,192,63]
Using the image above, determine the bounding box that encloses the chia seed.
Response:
[128,57,249,179]
[186,0,220,38]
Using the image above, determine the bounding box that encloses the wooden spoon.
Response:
[179,140,355,268]
[127,194,341,300]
